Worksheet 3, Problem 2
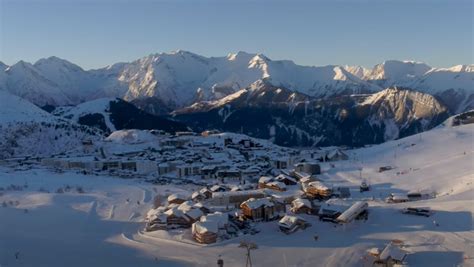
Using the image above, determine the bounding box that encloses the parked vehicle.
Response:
[360,181,370,192]
[402,207,433,217]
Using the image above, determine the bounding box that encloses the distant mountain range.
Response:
[173,80,450,146]
[1,51,472,113]
[0,51,472,147]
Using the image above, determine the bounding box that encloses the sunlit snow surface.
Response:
[0,123,473,267]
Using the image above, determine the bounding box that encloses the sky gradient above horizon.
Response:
[1,0,472,70]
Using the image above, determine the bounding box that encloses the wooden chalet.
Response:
[278,215,309,234]
[291,198,313,214]
[240,197,285,221]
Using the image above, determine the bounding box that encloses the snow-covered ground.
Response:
[0,123,472,267]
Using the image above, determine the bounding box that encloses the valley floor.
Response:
[0,124,473,267]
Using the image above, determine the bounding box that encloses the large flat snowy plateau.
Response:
[0,123,472,267]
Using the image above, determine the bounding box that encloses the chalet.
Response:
[230,185,243,192]
[145,213,167,231]
[278,215,309,234]
[193,202,211,215]
[373,242,408,266]
[265,181,287,192]
[305,181,332,199]
[199,188,213,199]
[240,197,286,221]
[299,176,313,185]
[258,176,274,189]
[241,166,261,179]
[292,171,312,181]
[167,193,188,205]
[177,201,204,223]
[291,198,313,214]
[210,184,227,193]
[145,207,168,231]
[325,149,349,161]
[211,190,266,207]
[191,191,206,202]
[164,207,192,227]
[336,201,369,223]
[294,162,321,175]
[275,174,297,185]
[192,212,228,244]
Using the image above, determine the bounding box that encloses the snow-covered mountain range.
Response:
[0,51,471,148]
[1,51,472,113]
[173,80,450,146]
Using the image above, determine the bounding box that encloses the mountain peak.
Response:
[34,56,84,72]
[368,60,432,81]
[227,51,255,61]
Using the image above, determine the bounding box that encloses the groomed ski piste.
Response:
[0,122,472,267]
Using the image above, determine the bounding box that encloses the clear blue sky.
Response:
[1,0,472,69]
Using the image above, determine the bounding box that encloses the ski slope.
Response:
[0,123,472,267]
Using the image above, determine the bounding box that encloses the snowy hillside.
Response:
[0,118,472,267]
[0,90,58,124]
[53,98,118,132]
[52,98,188,134]
[0,91,100,158]
[351,118,474,198]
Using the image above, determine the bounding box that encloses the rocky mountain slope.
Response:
[344,61,474,113]
[173,81,449,147]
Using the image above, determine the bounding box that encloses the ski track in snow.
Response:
[0,123,473,267]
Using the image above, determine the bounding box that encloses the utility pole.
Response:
[239,241,258,267]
